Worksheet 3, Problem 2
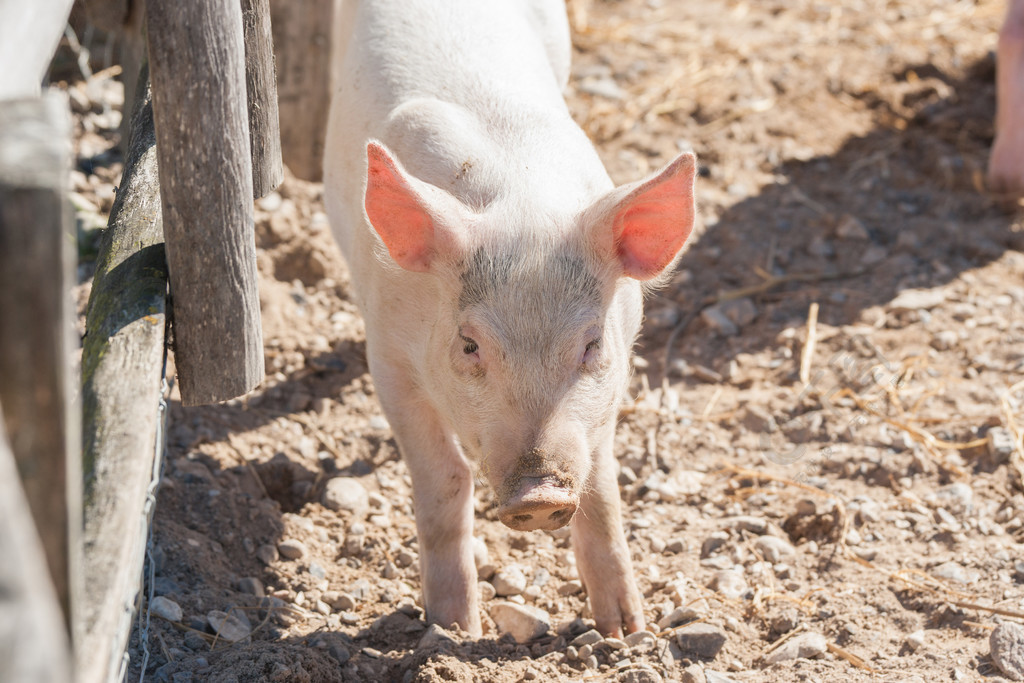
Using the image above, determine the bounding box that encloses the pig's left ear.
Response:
[364,140,470,272]
[591,152,697,281]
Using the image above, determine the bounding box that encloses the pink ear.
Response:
[364,141,441,272]
[612,152,697,280]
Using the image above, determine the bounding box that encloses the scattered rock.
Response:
[492,565,528,596]
[207,610,252,642]
[990,622,1024,681]
[572,629,604,648]
[675,623,728,659]
[754,535,796,563]
[989,427,1016,459]
[256,544,279,565]
[322,477,369,516]
[710,570,748,600]
[932,561,975,584]
[150,596,183,623]
[237,577,265,597]
[703,671,736,683]
[615,665,664,683]
[680,663,706,683]
[905,629,926,652]
[657,605,701,630]
[625,630,657,649]
[888,288,946,311]
[277,539,308,560]
[489,602,550,643]
[764,632,828,663]
[479,581,497,601]
[417,623,459,650]
[323,591,357,611]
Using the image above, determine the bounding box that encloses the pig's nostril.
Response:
[548,508,571,523]
[513,513,533,524]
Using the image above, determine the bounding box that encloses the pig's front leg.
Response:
[371,361,481,636]
[989,0,1024,207]
[571,436,645,637]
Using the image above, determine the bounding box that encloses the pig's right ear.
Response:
[364,141,469,272]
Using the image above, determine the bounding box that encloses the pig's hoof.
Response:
[498,478,578,531]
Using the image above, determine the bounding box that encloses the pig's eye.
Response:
[583,338,601,363]
[461,334,479,355]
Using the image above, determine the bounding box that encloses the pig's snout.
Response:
[498,476,579,531]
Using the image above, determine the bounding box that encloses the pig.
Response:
[323,0,696,638]
[990,0,1024,207]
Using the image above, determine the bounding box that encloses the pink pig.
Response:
[324,0,696,637]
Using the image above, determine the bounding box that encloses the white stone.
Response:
[149,596,182,623]
[208,610,251,642]
[764,632,828,663]
[491,565,527,596]
[754,535,795,563]
[489,602,550,643]
[277,538,308,560]
[322,477,369,517]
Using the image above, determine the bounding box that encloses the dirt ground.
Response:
[62,0,1024,680]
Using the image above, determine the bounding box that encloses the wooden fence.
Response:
[0,0,331,679]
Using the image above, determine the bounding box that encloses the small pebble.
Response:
[207,610,251,642]
[492,566,527,596]
[479,581,497,601]
[754,535,796,563]
[764,632,828,663]
[322,477,370,517]
[572,629,603,647]
[675,623,727,659]
[905,629,926,652]
[710,570,748,600]
[277,539,308,560]
[150,596,183,623]
[625,630,657,649]
[418,623,458,650]
[489,602,550,643]
[256,544,279,566]
[237,577,265,597]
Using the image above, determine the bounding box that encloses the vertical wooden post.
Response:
[241,0,283,198]
[0,0,74,98]
[0,401,73,683]
[145,0,265,406]
[269,0,335,181]
[0,91,81,636]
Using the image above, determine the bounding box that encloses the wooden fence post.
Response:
[269,0,335,181]
[145,0,264,406]
[241,0,283,198]
[77,64,170,683]
[0,91,81,637]
[0,401,73,683]
[0,0,74,98]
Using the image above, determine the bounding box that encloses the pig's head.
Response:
[363,141,696,531]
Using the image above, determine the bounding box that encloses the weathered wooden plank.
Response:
[269,0,334,181]
[145,0,264,406]
[242,0,283,198]
[78,65,168,683]
[0,400,73,683]
[0,91,81,634]
[0,0,74,98]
